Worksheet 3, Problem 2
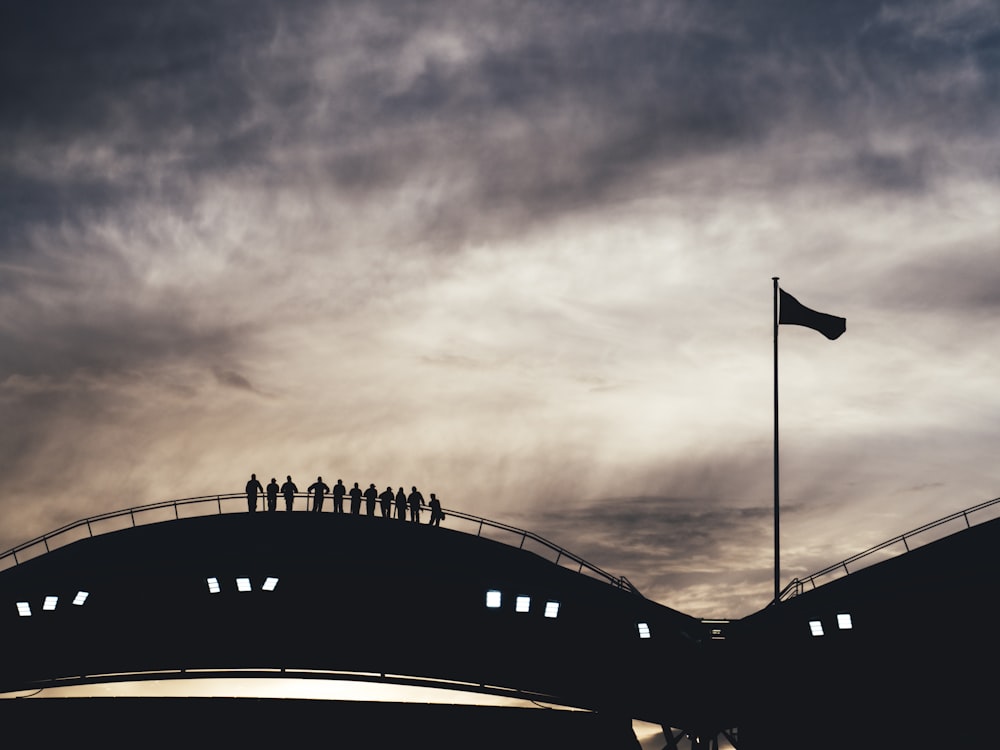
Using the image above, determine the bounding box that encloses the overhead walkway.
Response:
[777,493,1000,601]
[0,491,638,595]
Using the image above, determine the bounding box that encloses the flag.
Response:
[778,289,846,340]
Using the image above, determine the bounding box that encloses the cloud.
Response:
[0,0,998,621]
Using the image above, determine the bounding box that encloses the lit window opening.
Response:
[515,596,531,613]
[206,577,221,594]
[73,591,89,606]
[809,620,824,637]
[262,577,279,592]
[17,602,31,617]
[43,596,58,611]
[637,622,651,639]
[837,613,853,630]
[236,578,252,592]
[544,601,560,619]
[485,590,502,608]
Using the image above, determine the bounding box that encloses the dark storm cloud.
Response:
[522,495,783,616]
[6,0,996,255]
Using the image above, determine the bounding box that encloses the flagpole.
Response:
[772,276,780,603]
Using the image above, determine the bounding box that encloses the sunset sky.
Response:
[2,0,998,619]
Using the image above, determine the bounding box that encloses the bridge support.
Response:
[660,726,739,750]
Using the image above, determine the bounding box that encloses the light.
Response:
[207,577,221,594]
[485,590,502,608]
[515,596,531,613]
[43,596,58,611]
[16,602,31,617]
[544,601,560,619]
[236,578,252,592]
[837,613,853,630]
[73,591,89,606]
[262,577,279,592]
[637,622,651,639]
[809,620,824,637]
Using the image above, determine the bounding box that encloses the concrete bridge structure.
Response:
[1,492,998,748]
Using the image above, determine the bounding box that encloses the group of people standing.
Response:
[244,474,445,526]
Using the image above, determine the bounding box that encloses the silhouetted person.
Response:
[281,475,298,512]
[308,477,330,512]
[246,474,264,513]
[379,486,394,518]
[349,482,363,514]
[428,493,443,526]
[266,478,279,512]
[332,479,346,513]
[395,487,407,520]
[364,483,378,516]
[408,486,424,523]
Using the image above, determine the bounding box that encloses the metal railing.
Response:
[0,492,639,595]
[777,494,1000,602]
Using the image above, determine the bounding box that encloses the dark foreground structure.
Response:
[1,495,998,748]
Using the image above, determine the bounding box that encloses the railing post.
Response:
[217,496,222,515]
[87,520,93,537]
[477,520,483,537]
[174,502,180,520]
[130,510,135,527]
[44,538,50,553]
[963,511,970,528]
[902,535,910,552]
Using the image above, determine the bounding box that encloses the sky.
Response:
[1,0,998,621]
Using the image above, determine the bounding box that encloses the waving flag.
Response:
[778,289,846,340]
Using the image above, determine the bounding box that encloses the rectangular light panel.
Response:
[262,577,279,591]
[837,613,853,630]
[544,601,560,619]
[485,590,502,608]
[17,602,31,617]
[43,596,58,611]
[809,620,824,637]
[73,591,89,606]
[515,596,531,613]
[637,622,651,639]
[207,577,221,594]
[236,577,252,592]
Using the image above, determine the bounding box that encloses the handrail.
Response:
[777,494,1000,602]
[0,492,640,595]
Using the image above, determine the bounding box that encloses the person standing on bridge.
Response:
[379,486,394,518]
[281,475,298,512]
[364,483,379,516]
[332,479,346,513]
[245,474,264,513]
[394,487,407,520]
[265,478,280,512]
[349,482,363,514]
[428,493,443,526]
[308,476,330,512]
[407,486,424,523]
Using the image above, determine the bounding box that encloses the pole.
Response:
[772,276,780,603]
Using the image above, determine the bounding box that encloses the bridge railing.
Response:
[777,494,1000,602]
[0,493,639,595]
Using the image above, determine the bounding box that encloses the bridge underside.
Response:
[0,696,642,749]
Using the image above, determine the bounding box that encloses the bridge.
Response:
[2,492,999,749]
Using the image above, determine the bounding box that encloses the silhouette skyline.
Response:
[0,1,997,623]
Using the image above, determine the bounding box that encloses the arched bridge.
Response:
[0,493,720,739]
